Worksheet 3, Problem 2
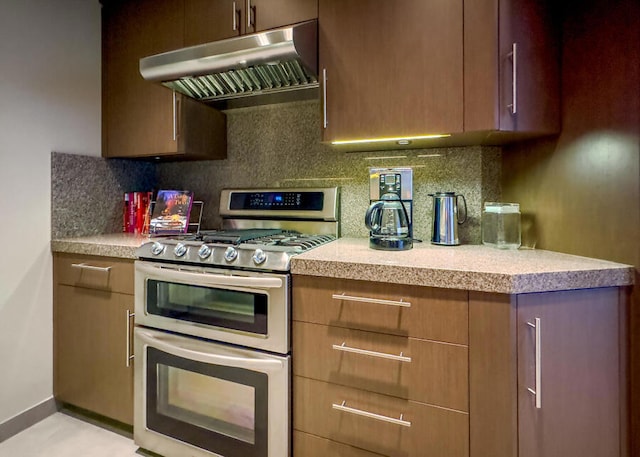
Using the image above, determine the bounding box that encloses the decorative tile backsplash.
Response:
[52,100,501,244]
[51,152,156,238]
[158,100,501,243]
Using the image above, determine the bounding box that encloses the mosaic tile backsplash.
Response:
[52,100,501,244]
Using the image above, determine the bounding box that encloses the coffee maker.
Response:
[364,167,413,250]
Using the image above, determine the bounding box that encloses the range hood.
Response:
[139,20,318,106]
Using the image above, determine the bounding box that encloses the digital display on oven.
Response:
[229,191,324,210]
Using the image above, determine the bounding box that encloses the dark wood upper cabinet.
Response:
[185,0,318,46]
[464,0,560,137]
[319,0,559,148]
[319,0,464,143]
[103,0,227,159]
[185,0,245,45]
[250,0,317,33]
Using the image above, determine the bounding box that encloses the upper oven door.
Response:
[135,261,289,354]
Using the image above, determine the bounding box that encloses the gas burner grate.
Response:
[243,233,335,251]
[196,228,286,244]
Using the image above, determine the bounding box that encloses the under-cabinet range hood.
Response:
[139,20,318,106]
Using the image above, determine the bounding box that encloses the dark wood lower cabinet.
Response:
[516,288,623,457]
[469,287,626,457]
[53,254,134,426]
[294,275,627,457]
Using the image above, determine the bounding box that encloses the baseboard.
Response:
[0,397,58,443]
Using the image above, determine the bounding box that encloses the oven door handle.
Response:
[137,262,283,289]
[137,329,285,371]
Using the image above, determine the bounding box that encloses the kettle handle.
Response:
[364,201,385,232]
[457,194,467,224]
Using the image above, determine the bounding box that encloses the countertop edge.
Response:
[290,238,635,294]
[291,259,634,294]
[51,235,146,260]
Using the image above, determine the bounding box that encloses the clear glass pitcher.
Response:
[364,193,412,250]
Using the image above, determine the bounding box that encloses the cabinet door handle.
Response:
[172,90,177,141]
[232,1,237,31]
[526,317,541,408]
[507,42,517,114]
[247,0,255,30]
[332,401,411,427]
[172,91,181,141]
[333,342,411,363]
[126,310,135,368]
[71,263,112,273]
[332,292,411,308]
[322,68,328,128]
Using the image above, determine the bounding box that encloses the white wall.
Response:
[0,0,101,424]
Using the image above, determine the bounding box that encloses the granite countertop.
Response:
[52,235,634,294]
[51,233,148,259]
[290,238,635,294]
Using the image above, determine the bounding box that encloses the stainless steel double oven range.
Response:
[133,188,339,457]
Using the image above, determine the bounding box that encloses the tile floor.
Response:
[0,412,140,457]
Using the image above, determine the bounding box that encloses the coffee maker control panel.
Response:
[379,173,402,197]
[370,167,413,201]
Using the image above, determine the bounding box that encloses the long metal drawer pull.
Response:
[125,310,135,368]
[332,342,411,363]
[332,401,411,427]
[331,293,411,308]
[71,263,112,273]
[526,317,542,409]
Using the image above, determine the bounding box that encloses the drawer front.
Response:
[294,431,385,457]
[294,376,469,457]
[54,253,134,294]
[293,321,468,411]
[292,275,468,344]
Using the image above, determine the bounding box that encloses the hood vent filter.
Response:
[164,59,317,101]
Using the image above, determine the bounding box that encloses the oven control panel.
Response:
[230,191,324,211]
[219,187,339,223]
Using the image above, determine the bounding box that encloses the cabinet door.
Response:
[250,0,317,33]
[319,0,463,143]
[54,285,134,425]
[103,0,184,158]
[184,0,245,46]
[517,288,621,457]
[464,0,559,134]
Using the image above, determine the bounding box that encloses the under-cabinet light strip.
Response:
[331,134,451,145]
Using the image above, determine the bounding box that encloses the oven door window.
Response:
[147,347,268,457]
[146,280,268,335]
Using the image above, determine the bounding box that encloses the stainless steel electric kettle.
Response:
[429,192,467,245]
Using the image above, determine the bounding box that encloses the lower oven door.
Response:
[135,260,289,354]
[134,327,290,457]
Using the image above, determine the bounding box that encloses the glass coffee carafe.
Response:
[365,167,413,251]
